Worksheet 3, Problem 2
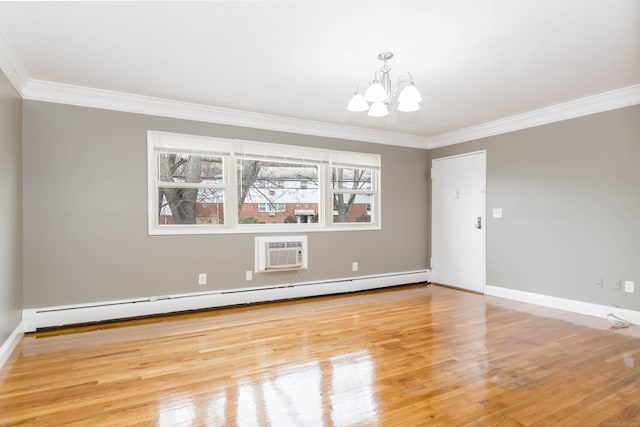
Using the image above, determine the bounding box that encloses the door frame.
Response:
[430,150,487,293]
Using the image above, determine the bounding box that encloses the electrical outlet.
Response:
[613,280,622,291]
[595,278,603,288]
[624,281,635,293]
[198,273,207,286]
[352,262,358,272]
[246,271,252,281]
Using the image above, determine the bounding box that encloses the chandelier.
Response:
[347,52,422,117]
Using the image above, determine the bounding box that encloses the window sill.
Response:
[148,223,381,235]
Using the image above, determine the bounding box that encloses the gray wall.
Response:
[430,105,640,311]
[0,70,23,344]
[22,101,430,308]
[20,98,640,313]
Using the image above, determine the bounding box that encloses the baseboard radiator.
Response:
[22,269,431,332]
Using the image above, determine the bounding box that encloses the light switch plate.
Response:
[492,208,503,218]
[198,273,207,285]
[624,281,634,293]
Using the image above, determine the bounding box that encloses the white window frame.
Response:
[147,131,381,235]
[329,166,377,225]
[155,151,227,225]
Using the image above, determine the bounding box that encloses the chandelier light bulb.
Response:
[364,82,387,103]
[368,101,389,117]
[347,93,369,112]
[398,83,422,104]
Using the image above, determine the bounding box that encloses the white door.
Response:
[431,151,486,292]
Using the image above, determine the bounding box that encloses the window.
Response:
[331,167,374,224]
[258,203,286,213]
[148,131,381,234]
[157,152,225,225]
[239,159,319,224]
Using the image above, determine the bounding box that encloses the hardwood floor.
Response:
[1,284,639,426]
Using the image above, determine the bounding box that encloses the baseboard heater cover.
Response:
[22,270,431,332]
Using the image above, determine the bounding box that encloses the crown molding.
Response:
[0,32,29,95]
[22,79,640,151]
[6,37,638,151]
[21,79,432,149]
[426,84,640,149]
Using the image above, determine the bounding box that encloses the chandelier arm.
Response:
[372,69,382,83]
[396,71,413,87]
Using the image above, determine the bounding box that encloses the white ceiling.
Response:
[0,1,639,148]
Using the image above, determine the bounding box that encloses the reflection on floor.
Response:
[1,284,639,426]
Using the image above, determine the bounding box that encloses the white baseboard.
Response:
[22,270,431,332]
[484,285,640,325]
[0,322,23,370]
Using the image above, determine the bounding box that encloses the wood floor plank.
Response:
[1,284,639,426]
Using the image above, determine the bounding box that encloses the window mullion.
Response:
[330,189,374,196]
[157,182,225,190]
[319,164,329,227]
[226,155,238,228]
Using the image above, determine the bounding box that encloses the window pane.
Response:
[258,203,286,213]
[158,188,224,224]
[159,153,223,184]
[332,193,373,223]
[331,167,372,190]
[237,160,319,224]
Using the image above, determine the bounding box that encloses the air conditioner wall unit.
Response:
[255,235,308,273]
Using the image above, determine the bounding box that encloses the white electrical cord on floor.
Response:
[607,307,631,329]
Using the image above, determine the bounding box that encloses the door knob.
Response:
[475,216,482,229]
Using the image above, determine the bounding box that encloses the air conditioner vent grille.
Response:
[268,241,303,249]
[268,247,303,269]
[255,236,308,273]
